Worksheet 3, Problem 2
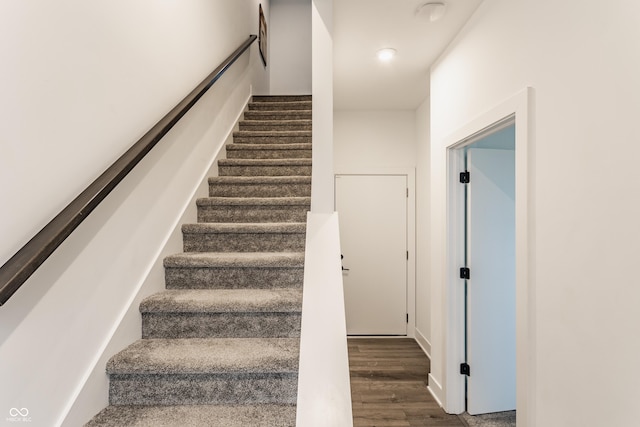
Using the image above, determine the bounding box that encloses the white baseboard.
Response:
[414,328,431,359]
[427,373,445,408]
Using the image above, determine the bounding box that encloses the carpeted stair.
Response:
[86,95,311,427]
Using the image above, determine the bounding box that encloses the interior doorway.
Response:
[463,125,516,415]
[440,88,533,425]
[335,173,410,336]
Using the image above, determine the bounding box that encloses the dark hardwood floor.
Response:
[348,338,465,427]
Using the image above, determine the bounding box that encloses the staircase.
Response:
[86,95,312,427]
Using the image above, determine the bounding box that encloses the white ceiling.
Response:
[333,0,484,110]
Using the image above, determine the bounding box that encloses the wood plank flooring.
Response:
[348,338,465,427]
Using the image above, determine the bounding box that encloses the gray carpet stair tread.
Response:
[244,110,311,116]
[253,95,311,102]
[240,119,312,125]
[208,176,311,185]
[182,223,306,234]
[196,197,311,206]
[233,130,311,137]
[250,99,311,104]
[140,289,302,313]
[244,111,312,120]
[85,404,296,427]
[163,252,305,268]
[226,143,312,150]
[218,159,312,166]
[248,101,311,109]
[107,338,299,375]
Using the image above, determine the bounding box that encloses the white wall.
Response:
[253,2,272,95]
[270,0,312,94]
[428,0,640,426]
[415,99,431,355]
[296,213,353,426]
[0,1,268,425]
[311,0,334,213]
[334,110,417,171]
[0,1,267,266]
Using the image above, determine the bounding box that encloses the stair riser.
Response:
[86,405,297,427]
[219,165,312,177]
[248,102,311,111]
[253,95,311,103]
[142,313,301,339]
[239,123,312,131]
[233,135,311,144]
[244,112,312,121]
[209,183,311,198]
[226,149,312,159]
[109,373,298,405]
[183,233,305,252]
[197,206,309,223]
[165,267,304,289]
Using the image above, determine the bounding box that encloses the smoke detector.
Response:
[416,2,447,22]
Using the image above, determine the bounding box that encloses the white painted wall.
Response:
[334,110,417,171]
[311,0,334,213]
[0,1,268,266]
[415,99,431,355]
[270,0,312,94]
[0,1,268,425]
[253,1,271,95]
[296,213,353,426]
[428,0,640,425]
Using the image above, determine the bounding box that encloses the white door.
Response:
[335,174,407,335]
[466,148,516,414]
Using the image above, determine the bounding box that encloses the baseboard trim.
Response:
[427,373,445,408]
[414,328,431,359]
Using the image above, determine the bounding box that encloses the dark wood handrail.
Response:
[0,35,257,306]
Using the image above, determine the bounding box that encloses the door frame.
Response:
[443,88,535,425]
[334,167,416,339]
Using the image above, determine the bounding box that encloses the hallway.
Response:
[348,338,463,426]
[348,338,518,427]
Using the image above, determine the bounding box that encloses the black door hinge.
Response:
[460,267,470,279]
[460,171,470,183]
[406,313,409,323]
[460,363,471,376]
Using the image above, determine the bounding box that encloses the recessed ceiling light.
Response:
[416,2,447,22]
[377,48,397,62]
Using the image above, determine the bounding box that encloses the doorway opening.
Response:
[462,123,516,416]
[335,174,407,336]
[334,170,416,337]
[439,88,534,426]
